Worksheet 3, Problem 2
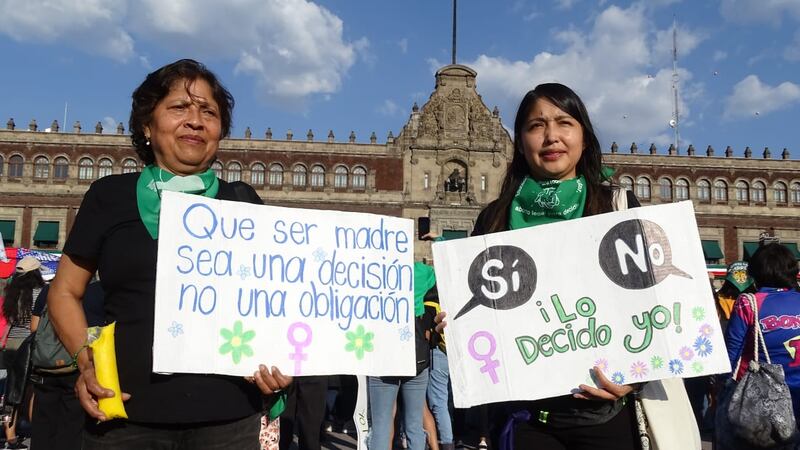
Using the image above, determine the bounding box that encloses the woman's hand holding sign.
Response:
[574,367,635,401]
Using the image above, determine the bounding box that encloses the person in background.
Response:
[29,280,105,450]
[279,375,328,450]
[367,262,433,450]
[423,285,455,450]
[725,243,800,420]
[436,83,643,450]
[2,256,45,449]
[716,261,756,333]
[47,59,291,449]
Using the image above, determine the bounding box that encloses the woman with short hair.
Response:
[47,59,291,449]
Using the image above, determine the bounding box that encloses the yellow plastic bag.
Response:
[89,322,128,420]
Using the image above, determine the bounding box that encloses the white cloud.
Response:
[785,31,800,61]
[713,50,728,61]
[461,4,701,145]
[0,0,134,61]
[0,0,364,104]
[555,0,578,11]
[652,25,707,64]
[723,75,800,119]
[720,0,800,26]
[102,116,122,133]
[377,100,400,116]
[398,38,408,54]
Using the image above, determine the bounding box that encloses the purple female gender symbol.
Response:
[288,322,312,375]
[467,331,500,384]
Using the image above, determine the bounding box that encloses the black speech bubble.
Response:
[454,245,537,320]
[599,219,692,290]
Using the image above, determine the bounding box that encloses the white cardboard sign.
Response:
[153,192,415,377]
[432,201,730,408]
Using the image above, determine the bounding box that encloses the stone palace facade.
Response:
[1,64,798,264]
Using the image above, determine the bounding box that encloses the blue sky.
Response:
[0,0,798,156]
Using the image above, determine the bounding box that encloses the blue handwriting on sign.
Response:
[334,218,409,253]
[272,220,318,245]
[182,203,255,241]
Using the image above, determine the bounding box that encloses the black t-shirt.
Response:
[472,187,640,427]
[63,173,264,423]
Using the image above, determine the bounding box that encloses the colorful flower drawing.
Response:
[219,321,255,364]
[237,264,251,280]
[679,346,695,361]
[345,325,374,360]
[399,326,412,342]
[699,323,714,337]
[692,361,704,374]
[313,247,327,263]
[692,306,706,321]
[630,361,648,379]
[693,336,713,357]
[594,358,609,372]
[669,359,684,375]
[167,321,183,338]
[611,371,625,385]
[650,355,664,369]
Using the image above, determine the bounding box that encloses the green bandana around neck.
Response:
[136,165,220,239]
[508,175,587,230]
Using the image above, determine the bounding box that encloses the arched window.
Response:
[0,155,4,176]
[675,179,689,201]
[54,157,69,179]
[211,161,223,178]
[752,181,766,202]
[268,163,284,186]
[735,181,749,202]
[352,166,367,190]
[8,155,23,177]
[122,158,138,174]
[292,165,307,187]
[311,165,325,187]
[334,165,349,188]
[635,177,650,200]
[78,157,94,180]
[714,180,728,201]
[250,163,265,186]
[34,156,49,179]
[98,158,113,178]
[774,182,788,203]
[697,179,711,202]
[659,178,673,201]
[226,162,242,182]
[619,176,633,192]
[791,182,800,204]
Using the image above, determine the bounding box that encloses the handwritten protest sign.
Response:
[433,201,730,408]
[152,192,415,377]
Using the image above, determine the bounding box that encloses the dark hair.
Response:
[129,59,235,165]
[483,83,609,233]
[3,269,45,324]
[748,243,799,290]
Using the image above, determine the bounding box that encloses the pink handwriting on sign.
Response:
[288,322,312,375]
[467,331,500,384]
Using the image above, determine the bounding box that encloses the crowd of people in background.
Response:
[0,57,798,450]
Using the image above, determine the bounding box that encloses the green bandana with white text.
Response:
[508,176,586,230]
[136,165,219,239]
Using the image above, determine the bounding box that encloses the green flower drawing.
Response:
[219,321,255,364]
[692,361,704,374]
[650,355,664,369]
[345,325,374,360]
[692,306,706,321]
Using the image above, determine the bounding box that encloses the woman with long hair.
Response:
[2,256,45,449]
[438,83,643,450]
